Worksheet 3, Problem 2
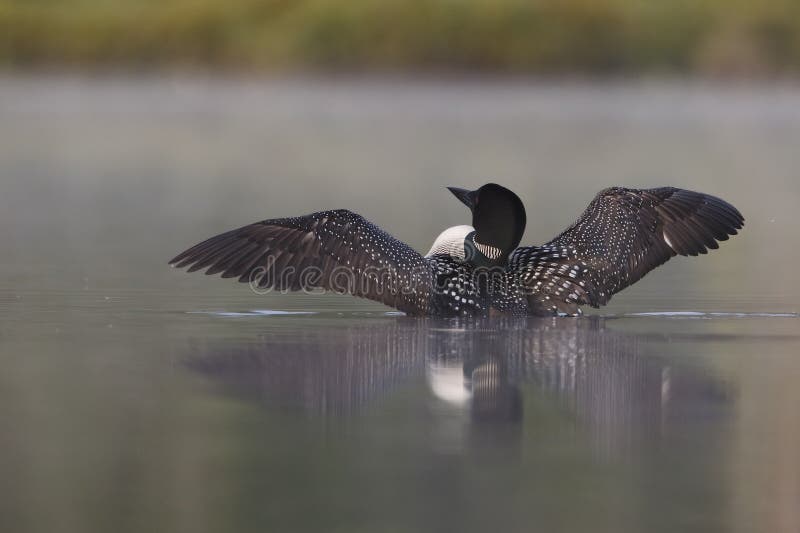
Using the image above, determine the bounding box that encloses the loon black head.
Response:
[447,183,527,265]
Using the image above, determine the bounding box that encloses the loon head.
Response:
[447,183,527,265]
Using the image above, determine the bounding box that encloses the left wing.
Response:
[508,187,744,315]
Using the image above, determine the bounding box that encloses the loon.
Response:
[169,184,743,316]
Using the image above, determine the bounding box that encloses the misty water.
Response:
[1,77,799,533]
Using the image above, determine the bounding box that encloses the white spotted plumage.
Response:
[170,186,743,318]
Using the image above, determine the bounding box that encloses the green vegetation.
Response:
[1,0,800,74]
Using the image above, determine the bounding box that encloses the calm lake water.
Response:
[1,77,799,532]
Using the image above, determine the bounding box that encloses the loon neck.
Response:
[425,225,474,258]
[471,233,504,261]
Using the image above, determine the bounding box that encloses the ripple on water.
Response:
[187,308,800,321]
[625,311,798,319]
[188,309,318,317]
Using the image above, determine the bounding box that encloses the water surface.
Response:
[1,78,798,532]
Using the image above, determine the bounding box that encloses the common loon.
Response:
[169,184,743,316]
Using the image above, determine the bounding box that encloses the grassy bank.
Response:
[1,0,799,75]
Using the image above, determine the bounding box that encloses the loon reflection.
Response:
[188,317,731,455]
[427,353,522,424]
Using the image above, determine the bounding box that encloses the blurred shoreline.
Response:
[1,0,799,78]
[3,71,800,89]
[3,69,800,84]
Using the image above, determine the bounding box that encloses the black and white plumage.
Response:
[506,187,744,316]
[170,184,743,317]
[169,209,438,315]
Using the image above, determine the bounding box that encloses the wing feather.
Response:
[170,210,434,315]
[509,187,744,315]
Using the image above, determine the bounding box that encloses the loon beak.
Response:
[447,186,477,211]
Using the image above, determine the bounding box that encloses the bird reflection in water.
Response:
[187,316,731,457]
[426,349,524,455]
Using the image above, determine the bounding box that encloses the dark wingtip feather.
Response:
[168,253,187,266]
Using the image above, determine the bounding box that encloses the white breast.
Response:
[425,225,474,258]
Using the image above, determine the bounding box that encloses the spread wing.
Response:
[169,209,434,315]
[508,187,744,315]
